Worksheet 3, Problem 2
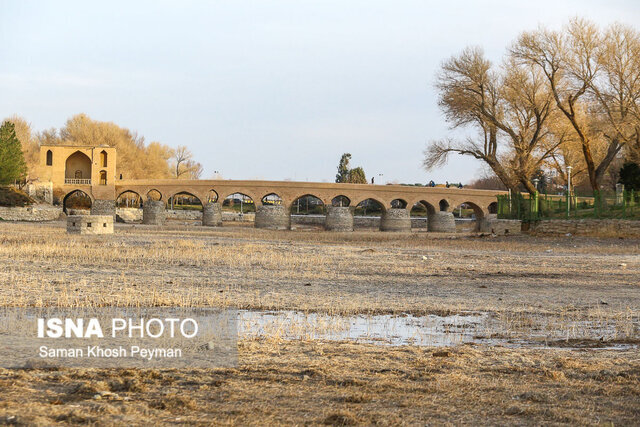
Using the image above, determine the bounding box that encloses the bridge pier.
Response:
[91,200,116,218]
[142,200,166,225]
[202,202,222,226]
[380,208,411,232]
[325,206,353,231]
[428,211,456,232]
[255,205,290,230]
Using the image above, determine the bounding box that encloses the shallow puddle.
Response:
[238,310,639,350]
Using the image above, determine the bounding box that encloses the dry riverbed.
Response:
[0,221,638,425]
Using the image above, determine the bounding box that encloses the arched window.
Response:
[100,150,108,167]
[100,170,107,185]
[46,150,53,166]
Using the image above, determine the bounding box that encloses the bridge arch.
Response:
[168,191,204,211]
[147,189,163,201]
[390,199,408,209]
[411,200,437,216]
[222,192,256,213]
[116,190,143,208]
[439,199,450,212]
[488,201,498,214]
[63,189,93,214]
[290,194,325,215]
[410,200,437,220]
[207,189,219,203]
[261,193,282,206]
[331,195,351,207]
[452,201,485,219]
[354,198,385,216]
[221,191,260,206]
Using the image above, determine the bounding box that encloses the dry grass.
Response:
[0,341,638,425]
[0,221,639,425]
[0,221,638,318]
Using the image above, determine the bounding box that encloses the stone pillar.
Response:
[475,213,496,232]
[202,202,223,226]
[91,200,116,217]
[380,208,411,232]
[325,206,354,231]
[428,212,456,232]
[142,200,166,225]
[255,205,290,230]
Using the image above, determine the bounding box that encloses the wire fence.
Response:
[497,190,639,221]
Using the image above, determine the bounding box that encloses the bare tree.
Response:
[172,146,191,178]
[511,19,640,192]
[185,161,203,179]
[424,47,560,194]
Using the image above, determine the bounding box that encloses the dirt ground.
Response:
[0,221,638,425]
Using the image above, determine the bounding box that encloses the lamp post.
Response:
[566,166,573,218]
[533,178,539,191]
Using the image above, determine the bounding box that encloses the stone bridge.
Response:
[114,179,501,216]
[106,179,503,232]
[38,144,507,232]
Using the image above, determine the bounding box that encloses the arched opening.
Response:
[99,170,107,185]
[46,150,53,166]
[453,202,485,219]
[222,193,255,214]
[331,195,351,207]
[207,190,219,203]
[168,192,203,211]
[147,189,163,201]
[390,199,408,209]
[410,201,436,217]
[354,198,384,216]
[488,202,498,214]
[63,190,92,214]
[100,150,108,167]
[291,194,325,215]
[65,151,92,183]
[116,191,143,208]
[439,199,450,212]
[410,201,436,230]
[453,201,485,232]
[261,193,282,206]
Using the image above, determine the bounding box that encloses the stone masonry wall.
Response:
[203,202,223,226]
[324,206,354,231]
[67,215,114,235]
[116,208,255,223]
[142,201,166,225]
[529,219,640,238]
[91,200,116,217]
[255,205,290,230]
[380,208,411,232]
[0,204,62,221]
[25,182,53,204]
[291,215,430,229]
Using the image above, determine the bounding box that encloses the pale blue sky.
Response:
[1,1,639,183]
